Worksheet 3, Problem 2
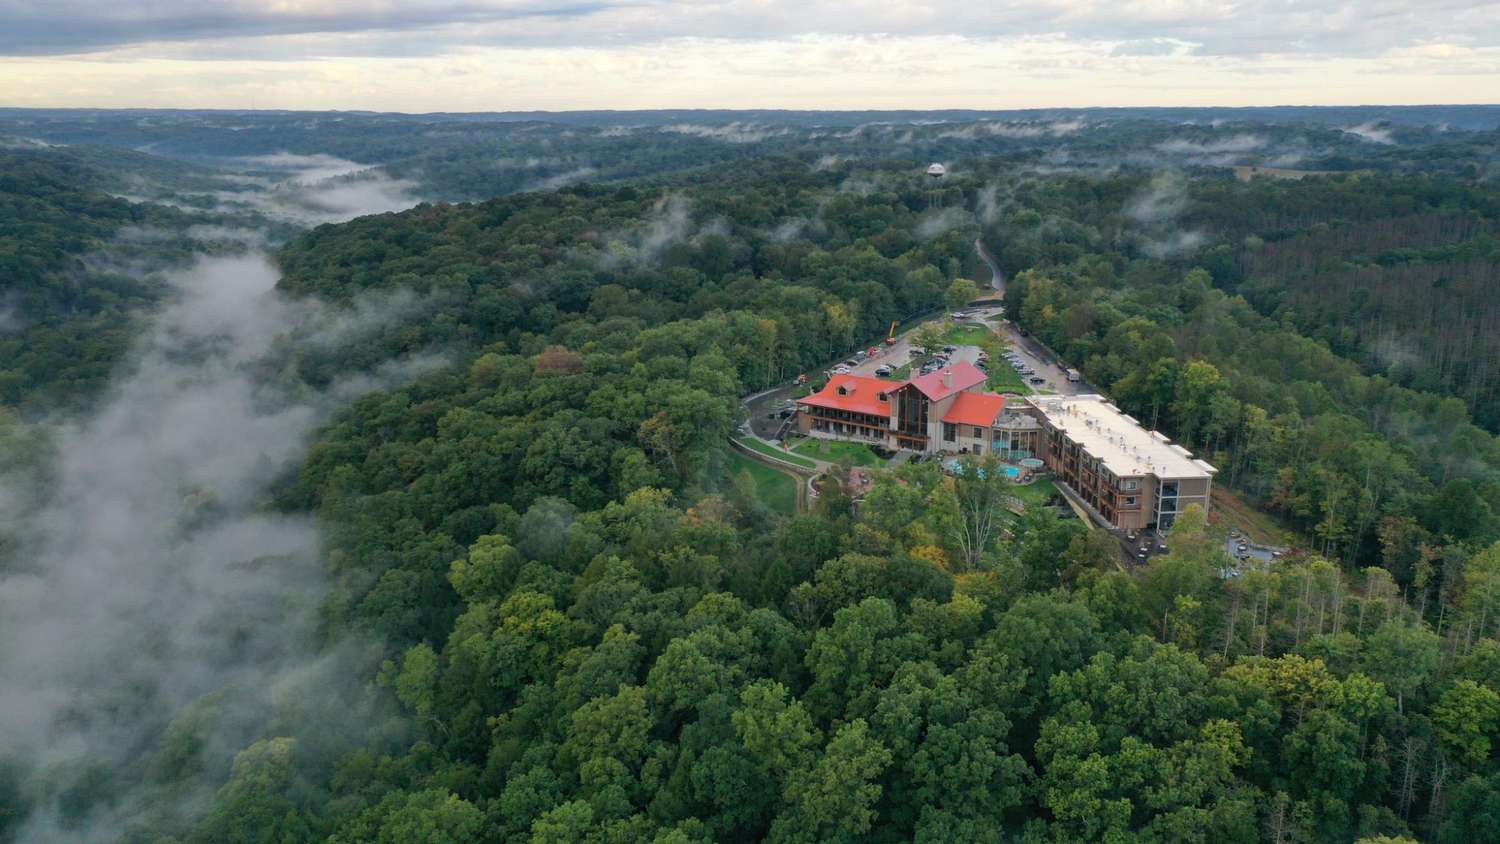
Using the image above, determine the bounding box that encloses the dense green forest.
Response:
[3,110,1500,843]
[0,148,280,414]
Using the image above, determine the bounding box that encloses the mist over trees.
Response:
[2,107,1500,842]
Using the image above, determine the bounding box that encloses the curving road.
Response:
[976,237,1005,297]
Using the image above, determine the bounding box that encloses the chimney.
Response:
[944,369,953,388]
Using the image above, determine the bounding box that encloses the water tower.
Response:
[925,162,946,209]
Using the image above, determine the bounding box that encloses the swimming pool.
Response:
[944,459,1021,480]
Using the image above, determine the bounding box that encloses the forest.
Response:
[2,108,1500,843]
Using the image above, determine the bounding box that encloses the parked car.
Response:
[853,351,867,361]
[910,346,926,356]
[942,345,957,353]
[833,365,851,374]
[1029,376,1046,384]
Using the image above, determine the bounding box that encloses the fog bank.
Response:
[0,254,427,840]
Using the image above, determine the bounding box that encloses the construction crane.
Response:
[886,320,899,345]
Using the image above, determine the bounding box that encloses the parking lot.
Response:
[827,307,1002,381]
[992,322,1089,396]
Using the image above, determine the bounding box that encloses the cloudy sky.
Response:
[1,1,1497,110]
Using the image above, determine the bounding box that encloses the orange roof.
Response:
[797,374,900,417]
[908,361,988,401]
[943,392,1007,427]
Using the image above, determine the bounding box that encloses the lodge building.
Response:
[795,368,1213,531]
[797,362,1043,459]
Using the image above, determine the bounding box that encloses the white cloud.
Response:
[1155,133,1267,155]
[3,27,1499,110]
[0,252,443,839]
[526,166,598,191]
[1343,121,1396,144]
[0,301,21,334]
[660,122,789,143]
[206,153,421,224]
[915,206,975,240]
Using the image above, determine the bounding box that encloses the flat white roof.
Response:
[1026,394,1216,480]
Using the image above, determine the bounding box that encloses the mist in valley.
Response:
[0,170,429,840]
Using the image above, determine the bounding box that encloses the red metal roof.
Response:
[908,361,988,401]
[797,374,900,417]
[943,392,1007,427]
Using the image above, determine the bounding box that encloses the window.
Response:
[1124,496,1136,506]
[973,442,984,455]
[974,426,985,439]
[1124,479,1138,491]
[943,422,956,442]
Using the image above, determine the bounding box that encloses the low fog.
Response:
[0,179,433,837]
[1126,174,1207,258]
[219,153,421,225]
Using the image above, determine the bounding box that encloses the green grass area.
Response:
[985,367,1030,395]
[791,438,884,467]
[941,324,994,347]
[734,437,818,469]
[727,451,797,514]
[1011,477,1060,509]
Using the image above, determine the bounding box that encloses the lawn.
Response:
[985,367,1031,395]
[791,438,884,467]
[734,437,818,469]
[1011,477,1060,509]
[1005,477,1085,524]
[941,324,994,347]
[727,451,797,514]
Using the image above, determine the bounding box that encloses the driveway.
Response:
[976,237,1005,297]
